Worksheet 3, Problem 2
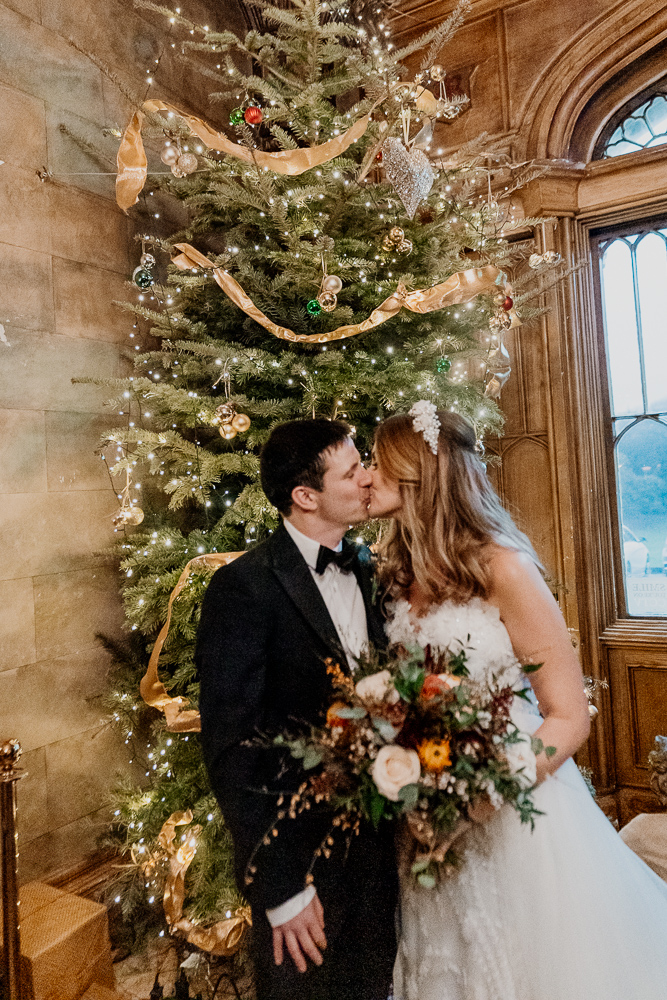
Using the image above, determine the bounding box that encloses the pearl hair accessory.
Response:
[409,400,441,455]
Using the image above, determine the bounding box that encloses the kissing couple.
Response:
[196,406,667,1000]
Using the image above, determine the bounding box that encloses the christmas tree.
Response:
[96,0,546,953]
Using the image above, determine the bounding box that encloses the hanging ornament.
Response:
[113,468,145,528]
[244,105,263,126]
[132,239,156,288]
[229,107,245,125]
[489,309,512,332]
[381,226,412,256]
[436,356,451,373]
[322,274,343,294]
[113,505,145,528]
[160,145,179,166]
[528,250,562,269]
[213,371,251,440]
[317,291,337,312]
[132,265,154,289]
[382,136,435,219]
[413,71,425,84]
[502,295,513,311]
[176,152,198,175]
[307,298,322,316]
[429,64,446,82]
[171,165,187,179]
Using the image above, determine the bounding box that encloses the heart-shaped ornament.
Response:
[382,137,435,219]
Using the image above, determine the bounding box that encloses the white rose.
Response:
[503,733,537,788]
[355,669,400,705]
[371,745,421,801]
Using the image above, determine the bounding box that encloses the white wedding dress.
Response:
[387,597,667,1000]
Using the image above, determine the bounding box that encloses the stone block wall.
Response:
[0,0,246,880]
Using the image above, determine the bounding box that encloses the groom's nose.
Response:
[358,465,372,487]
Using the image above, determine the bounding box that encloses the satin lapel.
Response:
[269,525,346,660]
[352,545,387,650]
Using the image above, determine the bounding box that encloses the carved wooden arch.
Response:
[518,0,667,160]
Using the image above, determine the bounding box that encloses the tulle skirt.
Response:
[394,701,667,1000]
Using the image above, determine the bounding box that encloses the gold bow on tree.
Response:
[158,810,251,956]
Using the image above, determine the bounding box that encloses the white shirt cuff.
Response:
[266,885,317,928]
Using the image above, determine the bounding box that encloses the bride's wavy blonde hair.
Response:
[374,410,541,604]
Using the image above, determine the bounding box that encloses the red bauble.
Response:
[244,105,263,125]
[502,295,514,311]
[375,150,383,162]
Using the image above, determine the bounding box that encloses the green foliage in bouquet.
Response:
[269,642,554,889]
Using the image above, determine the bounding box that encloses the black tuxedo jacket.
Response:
[195,523,387,912]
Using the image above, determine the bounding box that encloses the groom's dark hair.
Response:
[260,418,352,515]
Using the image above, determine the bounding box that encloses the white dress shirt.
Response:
[266,519,369,928]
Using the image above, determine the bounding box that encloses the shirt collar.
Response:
[283,519,343,571]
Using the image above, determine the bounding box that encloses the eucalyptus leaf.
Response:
[335,706,367,719]
[417,871,437,889]
[398,783,420,811]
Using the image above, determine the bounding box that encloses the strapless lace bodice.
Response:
[386,596,525,694]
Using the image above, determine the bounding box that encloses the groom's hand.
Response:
[272,893,327,973]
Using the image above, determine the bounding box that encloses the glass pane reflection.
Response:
[617,419,667,616]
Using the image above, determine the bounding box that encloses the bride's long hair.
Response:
[374,410,541,604]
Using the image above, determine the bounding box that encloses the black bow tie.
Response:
[315,542,358,575]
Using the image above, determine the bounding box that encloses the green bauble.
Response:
[132,266,154,290]
[306,299,322,316]
[229,107,245,125]
[436,356,452,373]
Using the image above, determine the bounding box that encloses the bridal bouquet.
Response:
[273,642,553,887]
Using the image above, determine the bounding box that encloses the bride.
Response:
[367,402,667,1000]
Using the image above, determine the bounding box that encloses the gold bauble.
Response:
[231,412,251,432]
[493,291,506,306]
[542,250,562,266]
[219,424,237,440]
[317,291,338,312]
[322,274,343,294]
[177,152,198,175]
[160,145,179,166]
[382,237,395,253]
[429,64,446,82]
[413,71,425,84]
[215,402,236,424]
[397,238,413,255]
[389,226,404,242]
[171,164,187,178]
[113,506,144,528]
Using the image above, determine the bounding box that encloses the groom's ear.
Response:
[290,484,320,513]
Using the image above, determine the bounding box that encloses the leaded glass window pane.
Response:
[598,226,667,615]
[602,93,667,158]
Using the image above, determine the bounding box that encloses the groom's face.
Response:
[316,438,372,526]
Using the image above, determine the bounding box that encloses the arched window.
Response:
[594,84,667,159]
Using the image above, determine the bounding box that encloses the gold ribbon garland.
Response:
[158,810,252,956]
[172,242,505,345]
[139,551,242,731]
[116,99,374,212]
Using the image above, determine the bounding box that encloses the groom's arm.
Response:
[196,561,328,912]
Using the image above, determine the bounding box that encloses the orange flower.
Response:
[421,675,449,699]
[418,738,452,773]
[326,701,351,728]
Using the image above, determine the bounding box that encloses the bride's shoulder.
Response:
[483,545,544,596]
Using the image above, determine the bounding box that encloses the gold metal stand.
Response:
[1,739,25,1000]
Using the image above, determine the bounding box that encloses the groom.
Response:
[196,419,398,1000]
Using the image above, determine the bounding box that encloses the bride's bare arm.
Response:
[486,548,591,784]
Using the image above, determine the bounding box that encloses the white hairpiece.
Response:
[409,400,441,455]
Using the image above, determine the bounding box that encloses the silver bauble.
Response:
[140,252,156,268]
[429,64,446,81]
[177,152,198,175]
[322,274,343,294]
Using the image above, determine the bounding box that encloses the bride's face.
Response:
[368,457,403,519]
